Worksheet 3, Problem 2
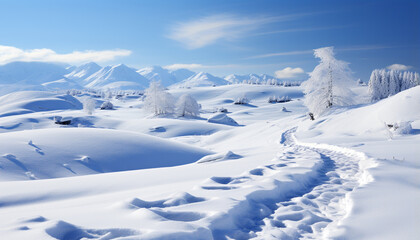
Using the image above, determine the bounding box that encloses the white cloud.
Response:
[275,67,305,79]
[0,45,132,65]
[168,14,299,49]
[387,64,412,71]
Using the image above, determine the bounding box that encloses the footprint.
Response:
[210,176,233,184]
[249,168,264,176]
[150,209,206,222]
[275,212,304,222]
[20,216,48,223]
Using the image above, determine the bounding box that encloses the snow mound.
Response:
[0,91,82,117]
[207,113,239,126]
[0,128,212,181]
[196,151,242,163]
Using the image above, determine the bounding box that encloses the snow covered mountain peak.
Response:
[172,71,229,88]
[85,64,149,90]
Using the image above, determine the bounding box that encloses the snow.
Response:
[137,66,178,87]
[0,76,418,240]
[0,128,211,180]
[84,64,150,90]
[207,113,239,126]
[65,62,102,84]
[172,72,230,88]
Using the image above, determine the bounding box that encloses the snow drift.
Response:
[0,128,212,181]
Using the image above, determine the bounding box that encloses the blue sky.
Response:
[0,0,419,81]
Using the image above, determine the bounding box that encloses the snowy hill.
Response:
[0,62,70,85]
[42,78,83,90]
[138,66,196,87]
[0,128,211,180]
[0,91,82,118]
[137,66,177,87]
[65,62,102,84]
[0,83,418,239]
[172,72,229,88]
[168,68,195,82]
[85,64,149,90]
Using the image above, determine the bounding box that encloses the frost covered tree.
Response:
[83,98,96,115]
[368,69,419,101]
[302,46,355,117]
[143,81,175,115]
[176,94,200,117]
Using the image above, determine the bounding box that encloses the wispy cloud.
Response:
[0,45,132,65]
[253,25,350,36]
[246,50,313,59]
[275,67,305,79]
[246,45,395,60]
[168,14,303,49]
[387,64,412,71]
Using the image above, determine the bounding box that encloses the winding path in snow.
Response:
[250,127,372,239]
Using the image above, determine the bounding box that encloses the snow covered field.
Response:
[0,81,419,240]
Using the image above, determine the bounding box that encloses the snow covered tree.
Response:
[368,69,419,101]
[176,94,200,117]
[302,46,355,117]
[83,98,96,115]
[143,81,175,115]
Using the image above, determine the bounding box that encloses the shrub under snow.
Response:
[143,81,175,115]
[234,97,249,105]
[100,101,113,110]
[176,94,200,117]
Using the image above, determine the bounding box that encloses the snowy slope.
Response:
[85,64,149,90]
[168,68,195,82]
[137,66,177,87]
[172,72,229,88]
[42,78,83,90]
[0,83,418,240]
[0,128,211,180]
[65,62,102,84]
[0,91,82,118]
[0,61,70,85]
[295,86,420,240]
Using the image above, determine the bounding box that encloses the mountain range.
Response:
[0,61,288,94]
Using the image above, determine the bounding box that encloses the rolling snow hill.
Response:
[0,84,418,239]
